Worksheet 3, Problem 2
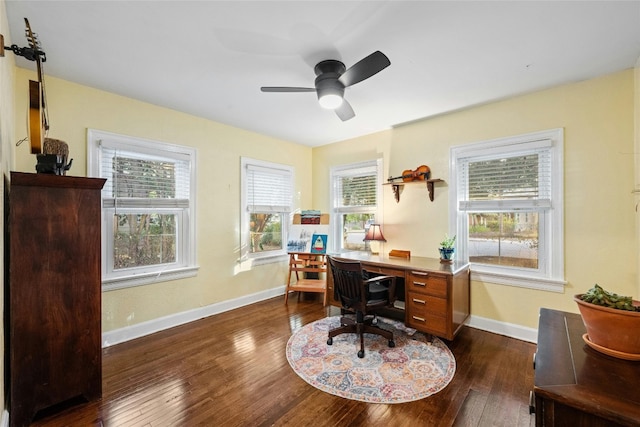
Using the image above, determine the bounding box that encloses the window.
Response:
[330,159,383,252]
[241,157,294,262]
[450,129,564,292]
[87,129,198,291]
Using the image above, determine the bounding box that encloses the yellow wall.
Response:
[0,0,14,416]
[314,70,637,330]
[6,23,639,336]
[12,68,313,331]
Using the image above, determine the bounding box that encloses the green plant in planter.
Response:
[439,234,456,249]
[439,234,456,261]
[580,284,640,312]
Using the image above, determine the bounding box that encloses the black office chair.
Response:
[327,256,396,358]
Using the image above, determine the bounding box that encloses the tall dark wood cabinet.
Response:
[7,172,106,427]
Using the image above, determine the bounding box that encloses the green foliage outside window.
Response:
[250,213,283,253]
[114,213,177,269]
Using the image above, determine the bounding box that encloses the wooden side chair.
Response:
[326,256,396,358]
[285,252,328,306]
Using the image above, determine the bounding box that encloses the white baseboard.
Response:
[102,286,286,347]
[466,314,538,344]
[1,409,9,427]
[102,286,538,347]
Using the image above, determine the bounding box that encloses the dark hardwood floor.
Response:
[29,295,536,427]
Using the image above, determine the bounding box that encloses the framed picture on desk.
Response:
[310,234,327,254]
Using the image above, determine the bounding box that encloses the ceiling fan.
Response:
[260,51,390,121]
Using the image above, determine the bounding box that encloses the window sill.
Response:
[470,268,566,293]
[245,253,288,267]
[102,266,199,292]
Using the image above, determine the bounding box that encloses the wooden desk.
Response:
[327,252,470,340]
[533,308,640,426]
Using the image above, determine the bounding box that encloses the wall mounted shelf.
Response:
[383,178,444,203]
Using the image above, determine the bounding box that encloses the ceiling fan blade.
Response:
[260,87,315,93]
[339,51,390,87]
[335,99,355,121]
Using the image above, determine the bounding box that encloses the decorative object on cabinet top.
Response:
[574,284,640,360]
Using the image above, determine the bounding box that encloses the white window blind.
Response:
[246,164,293,213]
[458,142,552,211]
[100,146,191,209]
[333,164,378,209]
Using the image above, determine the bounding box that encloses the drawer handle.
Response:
[413,281,426,287]
[412,315,425,322]
[411,271,429,277]
[412,298,425,305]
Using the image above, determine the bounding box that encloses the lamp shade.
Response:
[363,224,386,242]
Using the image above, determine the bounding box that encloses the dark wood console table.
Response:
[533,308,640,426]
[326,252,470,340]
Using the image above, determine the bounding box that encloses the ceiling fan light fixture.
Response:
[316,78,344,110]
[260,52,390,120]
[318,92,343,109]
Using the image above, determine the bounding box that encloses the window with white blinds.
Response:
[450,129,564,291]
[246,164,293,213]
[87,129,198,291]
[241,157,294,261]
[330,159,383,252]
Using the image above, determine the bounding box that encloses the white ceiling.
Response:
[5,1,640,147]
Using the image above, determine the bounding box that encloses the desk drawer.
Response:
[407,293,447,318]
[362,264,404,278]
[407,271,448,297]
[407,311,447,335]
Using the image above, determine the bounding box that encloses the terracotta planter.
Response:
[574,294,640,358]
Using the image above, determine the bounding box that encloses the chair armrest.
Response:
[364,275,397,305]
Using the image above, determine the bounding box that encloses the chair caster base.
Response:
[327,337,333,345]
[389,340,395,348]
[357,350,365,358]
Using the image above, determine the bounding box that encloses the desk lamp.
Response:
[363,224,386,255]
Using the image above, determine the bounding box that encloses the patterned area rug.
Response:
[286,316,456,404]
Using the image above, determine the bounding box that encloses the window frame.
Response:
[449,128,565,292]
[240,157,294,264]
[329,159,383,253]
[87,129,198,291]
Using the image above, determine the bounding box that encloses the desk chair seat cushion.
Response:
[367,281,389,303]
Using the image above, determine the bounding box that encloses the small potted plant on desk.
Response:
[439,234,456,263]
